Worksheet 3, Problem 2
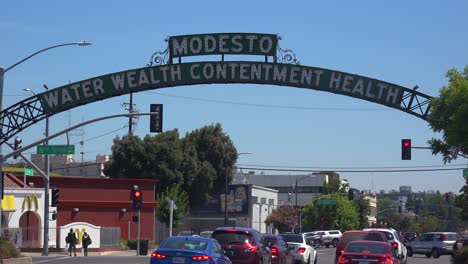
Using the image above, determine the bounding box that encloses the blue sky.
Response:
[1,1,467,193]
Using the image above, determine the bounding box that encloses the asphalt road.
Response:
[32,256,149,264]
[30,248,454,264]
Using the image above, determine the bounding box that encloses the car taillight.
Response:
[192,255,212,261]
[271,247,278,255]
[338,256,346,263]
[244,246,259,252]
[151,252,166,259]
[391,242,398,249]
[297,247,306,254]
[384,256,393,264]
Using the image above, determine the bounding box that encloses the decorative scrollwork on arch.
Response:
[147,37,170,66]
[276,36,300,65]
[147,48,170,67]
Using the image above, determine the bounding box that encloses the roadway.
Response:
[29,247,454,264]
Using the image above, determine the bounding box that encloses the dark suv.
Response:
[211,227,272,264]
[334,230,387,264]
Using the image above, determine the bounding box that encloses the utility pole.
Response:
[123,93,138,134]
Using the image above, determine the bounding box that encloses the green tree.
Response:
[427,66,468,220]
[427,66,468,163]
[264,206,299,233]
[302,195,359,231]
[155,184,189,227]
[104,123,237,211]
[352,197,370,229]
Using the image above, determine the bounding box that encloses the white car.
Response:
[363,228,407,264]
[280,233,317,264]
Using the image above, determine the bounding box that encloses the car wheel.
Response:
[314,255,318,264]
[406,247,413,257]
[332,239,338,247]
[307,256,311,264]
[425,253,431,258]
[431,248,440,258]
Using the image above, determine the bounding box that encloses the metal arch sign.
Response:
[40,62,405,114]
[0,32,433,144]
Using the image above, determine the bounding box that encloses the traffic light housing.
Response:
[132,186,143,210]
[51,188,59,207]
[13,137,22,159]
[401,139,411,160]
[348,189,354,200]
[150,104,163,133]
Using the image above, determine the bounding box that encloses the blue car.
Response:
[150,236,232,264]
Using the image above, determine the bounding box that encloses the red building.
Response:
[26,176,158,241]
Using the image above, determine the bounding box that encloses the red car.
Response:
[263,233,294,264]
[211,227,272,264]
[335,230,387,264]
[338,240,403,264]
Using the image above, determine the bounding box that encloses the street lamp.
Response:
[0,41,92,131]
[224,152,252,226]
[0,41,92,256]
[294,174,318,233]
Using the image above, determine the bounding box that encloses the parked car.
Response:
[211,227,272,264]
[312,230,342,247]
[334,230,387,264]
[263,233,294,264]
[406,232,458,258]
[337,240,403,264]
[280,233,317,264]
[363,228,407,264]
[150,236,232,264]
[303,232,324,249]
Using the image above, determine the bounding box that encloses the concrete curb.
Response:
[0,257,32,264]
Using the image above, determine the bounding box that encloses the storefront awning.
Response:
[1,195,16,212]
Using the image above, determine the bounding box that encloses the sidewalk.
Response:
[22,250,140,257]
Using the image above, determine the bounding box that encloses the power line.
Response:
[148,91,392,111]
[237,166,466,173]
[236,163,467,169]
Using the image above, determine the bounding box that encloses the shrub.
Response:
[452,246,468,264]
[0,237,20,259]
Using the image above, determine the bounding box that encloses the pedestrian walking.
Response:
[81,232,92,256]
[65,228,78,256]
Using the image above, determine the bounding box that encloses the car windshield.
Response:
[212,232,252,244]
[281,234,303,243]
[342,233,385,246]
[160,238,208,250]
[347,243,388,254]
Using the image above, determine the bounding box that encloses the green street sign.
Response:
[464,169,468,179]
[24,168,34,176]
[37,145,75,155]
[316,199,337,205]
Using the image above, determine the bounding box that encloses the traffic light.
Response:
[51,188,59,207]
[13,137,22,159]
[149,104,163,133]
[132,186,143,210]
[401,139,411,160]
[348,189,354,200]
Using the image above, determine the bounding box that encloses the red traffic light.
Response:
[403,141,410,147]
[401,139,411,160]
[133,191,141,198]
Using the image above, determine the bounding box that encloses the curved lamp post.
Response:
[0,41,92,256]
[224,152,252,226]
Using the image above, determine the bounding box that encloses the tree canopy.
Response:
[427,66,468,162]
[103,123,238,211]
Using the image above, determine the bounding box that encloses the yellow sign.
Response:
[22,194,39,211]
